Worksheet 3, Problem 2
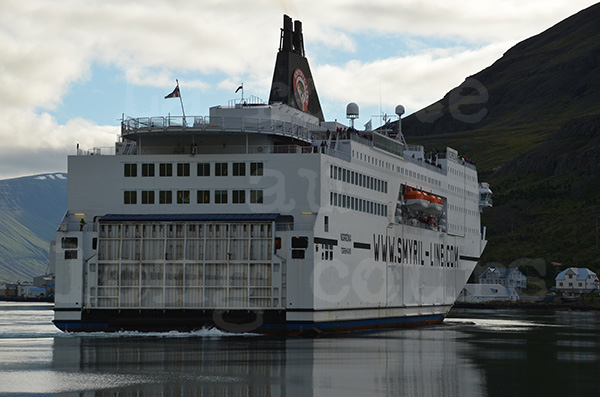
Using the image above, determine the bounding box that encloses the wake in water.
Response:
[56,327,260,339]
[444,317,556,332]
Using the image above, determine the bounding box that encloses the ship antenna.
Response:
[395,104,407,146]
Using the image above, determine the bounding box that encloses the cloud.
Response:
[0,108,116,179]
[315,41,514,115]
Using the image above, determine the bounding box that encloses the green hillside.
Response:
[0,174,67,283]
[401,3,600,271]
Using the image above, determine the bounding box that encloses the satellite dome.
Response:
[346,102,359,118]
[395,104,405,116]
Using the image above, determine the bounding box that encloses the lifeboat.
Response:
[429,195,444,213]
[404,189,429,211]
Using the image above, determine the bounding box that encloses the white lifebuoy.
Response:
[257,147,263,152]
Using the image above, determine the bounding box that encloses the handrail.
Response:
[121,115,324,143]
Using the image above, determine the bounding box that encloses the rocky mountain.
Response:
[401,3,600,269]
[0,173,67,283]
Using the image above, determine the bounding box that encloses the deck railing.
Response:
[121,115,323,143]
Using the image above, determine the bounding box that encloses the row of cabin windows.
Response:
[330,191,388,217]
[124,189,264,205]
[400,166,442,188]
[330,165,388,194]
[124,162,264,177]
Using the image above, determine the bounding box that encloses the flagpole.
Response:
[176,79,186,125]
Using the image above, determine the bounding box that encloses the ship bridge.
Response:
[118,102,325,156]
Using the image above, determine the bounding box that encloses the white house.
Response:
[478,267,527,289]
[457,284,519,303]
[555,267,599,293]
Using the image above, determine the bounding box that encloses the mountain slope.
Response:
[0,174,67,282]
[403,2,600,139]
[400,3,600,268]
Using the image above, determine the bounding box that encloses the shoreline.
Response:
[452,301,600,312]
[0,297,54,303]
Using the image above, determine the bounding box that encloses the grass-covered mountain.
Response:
[0,174,67,283]
[401,3,600,270]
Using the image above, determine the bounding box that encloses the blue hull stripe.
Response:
[260,314,444,331]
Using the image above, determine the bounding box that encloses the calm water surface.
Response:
[0,302,598,396]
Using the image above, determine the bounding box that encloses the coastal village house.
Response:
[457,284,519,303]
[555,267,599,293]
[478,267,527,289]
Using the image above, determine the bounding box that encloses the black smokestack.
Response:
[269,15,324,121]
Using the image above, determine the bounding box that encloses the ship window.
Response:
[197,190,210,204]
[92,238,97,250]
[124,190,137,204]
[160,163,173,177]
[324,216,329,233]
[61,237,78,249]
[177,163,190,176]
[250,190,263,204]
[142,163,155,177]
[215,163,228,176]
[124,163,137,177]
[159,190,172,204]
[197,162,210,176]
[64,250,78,260]
[291,236,309,249]
[177,190,190,204]
[292,249,305,259]
[233,190,246,203]
[233,162,246,176]
[215,190,228,204]
[250,162,263,176]
[142,191,155,204]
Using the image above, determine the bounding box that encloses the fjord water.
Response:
[0,302,598,396]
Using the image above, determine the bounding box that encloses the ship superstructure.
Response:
[53,15,492,335]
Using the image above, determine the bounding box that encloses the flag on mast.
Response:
[165,85,180,99]
[164,80,186,122]
[235,84,243,93]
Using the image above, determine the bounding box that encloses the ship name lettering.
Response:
[341,247,352,255]
[372,234,459,267]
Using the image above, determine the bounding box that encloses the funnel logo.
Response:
[293,68,309,111]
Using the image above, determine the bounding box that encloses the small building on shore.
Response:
[555,267,599,293]
[457,284,520,303]
[478,267,527,289]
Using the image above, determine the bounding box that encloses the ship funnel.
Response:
[269,15,324,121]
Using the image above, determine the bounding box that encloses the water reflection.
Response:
[450,309,600,397]
[1,304,599,396]
[49,328,485,396]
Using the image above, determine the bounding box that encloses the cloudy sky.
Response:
[1,0,597,179]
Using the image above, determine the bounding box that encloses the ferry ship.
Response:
[53,15,492,335]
